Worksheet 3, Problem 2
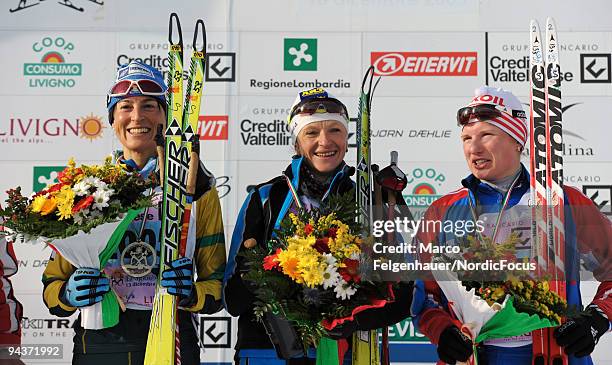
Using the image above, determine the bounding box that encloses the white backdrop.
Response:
[1,0,611,364]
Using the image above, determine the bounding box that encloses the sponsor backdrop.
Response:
[0,0,611,364]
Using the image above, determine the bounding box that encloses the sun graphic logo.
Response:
[24,36,82,88]
[79,114,105,141]
[403,167,445,210]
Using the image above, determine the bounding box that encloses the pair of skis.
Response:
[529,18,567,365]
[354,65,382,365]
[355,67,414,365]
[145,13,206,365]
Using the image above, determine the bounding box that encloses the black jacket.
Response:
[223,156,413,354]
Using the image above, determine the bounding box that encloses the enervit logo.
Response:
[33,166,65,192]
[24,36,82,88]
[371,52,477,76]
[284,38,317,71]
[198,115,228,140]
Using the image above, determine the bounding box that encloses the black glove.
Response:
[554,305,609,358]
[326,319,359,340]
[437,325,473,364]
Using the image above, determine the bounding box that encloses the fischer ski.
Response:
[353,65,381,365]
[145,13,206,365]
[530,17,567,365]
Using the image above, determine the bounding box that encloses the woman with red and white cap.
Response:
[223,87,413,365]
[410,86,611,365]
[42,61,226,365]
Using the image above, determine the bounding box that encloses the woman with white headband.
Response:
[223,87,413,365]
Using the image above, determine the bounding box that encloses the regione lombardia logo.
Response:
[284,38,317,71]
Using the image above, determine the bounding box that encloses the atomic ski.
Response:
[145,13,206,365]
[529,17,567,365]
[353,65,380,365]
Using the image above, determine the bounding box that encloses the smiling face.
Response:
[461,121,522,181]
[296,120,348,174]
[112,96,164,160]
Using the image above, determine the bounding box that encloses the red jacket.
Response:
[0,233,22,346]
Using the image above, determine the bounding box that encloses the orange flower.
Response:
[40,197,58,215]
[72,196,94,213]
[263,248,281,271]
[303,224,314,236]
[282,256,301,281]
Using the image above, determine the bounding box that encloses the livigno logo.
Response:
[33,166,65,192]
[284,38,317,71]
[24,36,82,88]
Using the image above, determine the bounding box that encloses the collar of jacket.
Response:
[284,155,353,201]
[461,163,530,201]
[274,156,353,231]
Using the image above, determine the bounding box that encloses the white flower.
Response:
[92,189,112,210]
[92,179,108,190]
[334,280,357,300]
[80,176,98,186]
[72,180,91,196]
[81,177,108,191]
[322,267,341,290]
[322,254,340,289]
[323,253,337,267]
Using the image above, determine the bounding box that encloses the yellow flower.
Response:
[31,195,48,213]
[297,249,322,270]
[54,186,75,220]
[286,236,315,253]
[57,202,73,220]
[277,250,303,284]
[302,267,324,288]
[40,197,58,215]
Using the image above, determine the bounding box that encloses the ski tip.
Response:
[530,20,541,43]
[546,17,556,30]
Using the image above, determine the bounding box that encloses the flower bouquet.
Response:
[0,157,154,329]
[241,192,392,360]
[432,234,567,364]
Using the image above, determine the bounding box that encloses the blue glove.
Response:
[161,257,194,300]
[62,268,110,308]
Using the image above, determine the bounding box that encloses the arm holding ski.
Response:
[42,252,78,316]
[223,187,266,316]
[411,203,457,344]
[565,186,612,319]
[181,186,226,314]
